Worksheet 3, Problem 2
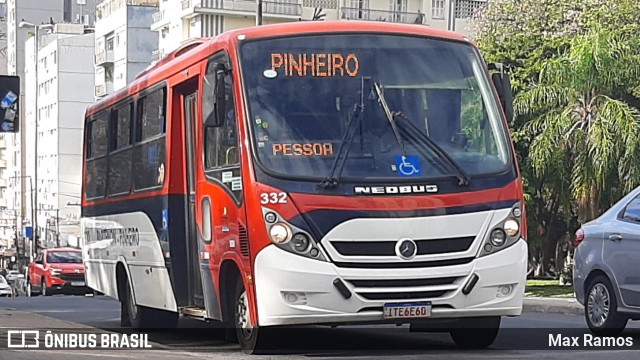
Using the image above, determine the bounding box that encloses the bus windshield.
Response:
[240,34,511,181]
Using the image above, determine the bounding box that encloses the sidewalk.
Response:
[523,296,584,316]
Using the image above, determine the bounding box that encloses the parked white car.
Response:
[0,275,12,297]
[5,270,23,283]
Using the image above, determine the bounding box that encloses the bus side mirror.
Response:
[205,64,227,128]
[488,63,514,123]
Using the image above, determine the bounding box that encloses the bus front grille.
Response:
[345,276,459,302]
[331,236,475,257]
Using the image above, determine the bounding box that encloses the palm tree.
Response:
[515,25,640,223]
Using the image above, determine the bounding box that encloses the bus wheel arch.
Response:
[116,262,132,327]
[219,260,242,326]
[116,261,178,329]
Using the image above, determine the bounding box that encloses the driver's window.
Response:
[460,79,498,155]
[202,52,242,200]
[623,196,640,223]
[203,55,237,169]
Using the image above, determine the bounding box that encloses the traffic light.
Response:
[0,75,20,133]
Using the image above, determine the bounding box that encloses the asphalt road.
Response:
[2,295,640,359]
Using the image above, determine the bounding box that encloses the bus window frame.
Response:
[106,99,135,198]
[132,81,169,194]
[202,50,244,206]
[84,108,110,201]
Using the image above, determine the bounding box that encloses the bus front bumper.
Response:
[254,240,527,327]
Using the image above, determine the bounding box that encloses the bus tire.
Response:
[123,275,178,329]
[234,279,270,354]
[449,316,500,349]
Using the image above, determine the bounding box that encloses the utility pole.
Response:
[256,0,263,25]
[448,0,457,32]
[56,208,59,248]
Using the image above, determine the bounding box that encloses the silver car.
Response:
[574,186,640,335]
[0,275,12,297]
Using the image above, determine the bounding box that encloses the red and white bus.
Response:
[81,21,526,352]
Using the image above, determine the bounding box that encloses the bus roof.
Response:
[86,21,469,118]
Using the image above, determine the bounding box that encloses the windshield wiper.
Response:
[373,82,406,156]
[319,77,368,190]
[373,83,470,187]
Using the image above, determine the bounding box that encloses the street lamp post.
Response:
[18,20,53,261]
[9,175,34,261]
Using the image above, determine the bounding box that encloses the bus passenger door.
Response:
[183,86,205,308]
[198,53,248,321]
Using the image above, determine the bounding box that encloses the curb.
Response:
[523,297,584,316]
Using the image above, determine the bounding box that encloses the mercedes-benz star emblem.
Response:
[395,238,417,260]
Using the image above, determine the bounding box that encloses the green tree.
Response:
[516,26,640,223]
[473,0,640,277]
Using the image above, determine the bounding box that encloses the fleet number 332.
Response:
[260,192,287,204]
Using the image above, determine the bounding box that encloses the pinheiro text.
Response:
[549,333,634,347]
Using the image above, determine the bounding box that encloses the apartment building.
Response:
[0,3,11,249]
[150,0,486,56]
[24,24,95,248]
[5,0,65,250]
[94,0,159,99]
[4,0,96,248]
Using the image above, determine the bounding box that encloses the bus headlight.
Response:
[490,229,506,247]
[504,219,519,237]
[291,233,310,253]
[262,207,326,261]
[269,223,291,244]
[479,202,524,258]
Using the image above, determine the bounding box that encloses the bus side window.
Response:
[133,87,167,191]
[85,112,108,199]
[217,73,237,167]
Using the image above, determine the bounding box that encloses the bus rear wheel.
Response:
[449,316,501,349]
[234,279,271,354]
[122,275,178,329]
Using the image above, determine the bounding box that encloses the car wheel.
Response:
[42,279,51,297]
[449,316,501,349]
[27,281,37,297]
[585,275,628,336]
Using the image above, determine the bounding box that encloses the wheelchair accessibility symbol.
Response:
[395,155,422,177]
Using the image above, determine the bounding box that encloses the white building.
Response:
[4,0,96,248]
[94,0,159,99]
[0,3,12,248]
[150,0,487,56]
[24,24,95,248]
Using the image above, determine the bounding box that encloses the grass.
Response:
[525,279,575,298]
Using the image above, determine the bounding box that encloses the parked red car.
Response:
[27,248,89,296]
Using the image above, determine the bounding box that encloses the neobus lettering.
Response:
[271,53,359,77]
[354,185,439,195]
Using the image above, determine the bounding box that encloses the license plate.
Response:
[71,281,85,286]
[383,301,431,319]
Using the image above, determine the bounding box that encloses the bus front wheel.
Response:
[449,316,501,349]
[234,279,271,354]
